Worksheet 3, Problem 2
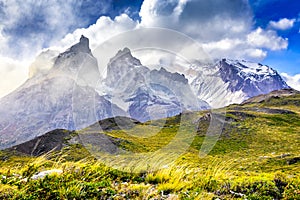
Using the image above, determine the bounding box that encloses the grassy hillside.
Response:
[0,91,299,199]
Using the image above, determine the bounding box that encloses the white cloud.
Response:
[202,38,268,61]
[0,12,138,98]
[281,73,300,91]
[0,0,111,59]
[52,14,138,52]
[0,0,114,98]
[0,25,29,98]
[1,0,289,62]
[0,1,72,58]
[246,49,267,59]
[269,18,296,30]
[0,0,95,97]
[137,0,288,61]
[139,0,252,42]
[0,0,293,97]
[0,56,28,98]
[247,27,288,50]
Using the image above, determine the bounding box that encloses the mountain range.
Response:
[0,36,290,150]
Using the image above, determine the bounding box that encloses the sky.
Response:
[0,0,299,97]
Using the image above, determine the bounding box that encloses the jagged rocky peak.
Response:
[151,67,188,84]
[116,47,131,56]
[106,47,143,87]
[29,36,92,78]
[69,35,92,55]
[220,58,277,76]
[108,47,141,66]
[218,58,289,96]
[51,35,100,87]
[55,35,92,64]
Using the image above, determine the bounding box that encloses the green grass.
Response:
[0,94,300,199]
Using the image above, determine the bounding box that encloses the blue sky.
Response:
[0,0,299,97]
[249,0,300,74]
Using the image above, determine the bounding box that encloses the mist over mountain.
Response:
[103,47,209,122]
[0,36,290,150]
[0,36,125,149]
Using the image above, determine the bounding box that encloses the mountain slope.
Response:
[218,59,289,97]
[242,88,300,104]
[0,36,125,150]
[1,89,299,199]
[188,58,290,107]
[7,88,300,160]
[103,48,209,122]
[0,36,292,150]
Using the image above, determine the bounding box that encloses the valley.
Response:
[0,89,299,199]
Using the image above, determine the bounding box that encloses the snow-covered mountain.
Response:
[0,36,290,149]
[188,58,289,107]
[219,59,289,96]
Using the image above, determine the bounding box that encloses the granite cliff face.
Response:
[0,36,125,150]
[189,59,290,107]
[218,59,289,97]
[103,48,209,122]
[0,36,292,150]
